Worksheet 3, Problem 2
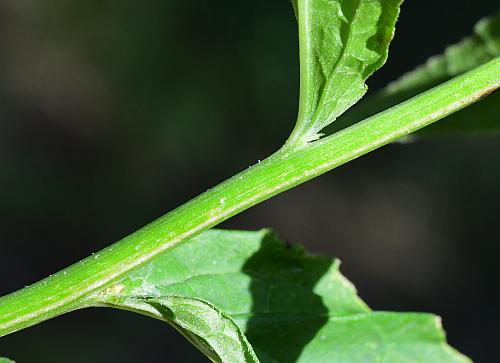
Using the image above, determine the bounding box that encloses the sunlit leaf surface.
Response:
[97,230,469,363]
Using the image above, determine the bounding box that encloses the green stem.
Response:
[1,58,498,337]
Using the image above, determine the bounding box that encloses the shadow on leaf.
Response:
[242,232,331,363]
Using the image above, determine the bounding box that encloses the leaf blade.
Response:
[94,229,469,363]
[296,313,469,363]
[333,11,500,136]
[287,0,402,147]
[102,294,258,363]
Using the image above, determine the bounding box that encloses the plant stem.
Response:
[0,58,498,337]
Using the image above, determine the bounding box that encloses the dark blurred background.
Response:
[0,1,499,362]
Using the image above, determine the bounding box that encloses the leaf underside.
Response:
[287,0,402,147]
[95,229,470,363]
[333,11,500,136]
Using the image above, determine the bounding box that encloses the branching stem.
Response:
[0,58,498,337]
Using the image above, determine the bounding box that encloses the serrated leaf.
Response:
[287,0,402,146]
[95,229,469,363]
[334,11,500,136]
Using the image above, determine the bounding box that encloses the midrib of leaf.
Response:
[310,0,362,132]
[294,0,316,138]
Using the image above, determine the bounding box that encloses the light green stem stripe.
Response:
[0,58,498,337]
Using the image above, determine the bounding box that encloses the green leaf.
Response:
[123,296,258,363]
[100,293,258,363]
[287,0,402,147]
[0,358,15,363]
[95,229,469,363]
[334,11,500,136]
